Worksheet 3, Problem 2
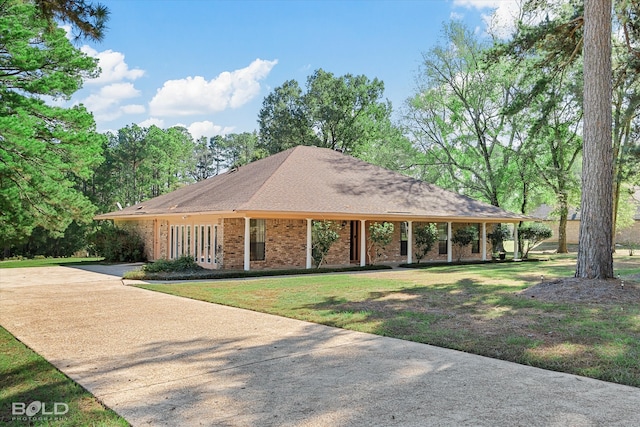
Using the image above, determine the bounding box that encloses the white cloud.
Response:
[187,121,235,140]
[138,117,165,129]
[121,104,146,114]
[149,58,278,117]
[82,46,145,85]
[453,0,522,39]
[80,83,142,121]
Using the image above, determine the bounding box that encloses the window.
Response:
[179,225,185,256]
[471,224,480,253]
[438,223,448,255]
[200,226,205,262]
[207,225,212,263]
[400,222,408,256]
[186,226,191,257]
[170,226,175,259]
[213,225,218,264]
[194,226,200,261]
[250,219,266,261]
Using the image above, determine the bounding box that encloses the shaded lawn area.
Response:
[0,257,103,269]
[136,255,640,388]
[0,326,128,426]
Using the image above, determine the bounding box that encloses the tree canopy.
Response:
[258,69,394,155]
[0,0,105,246]
[33,0,109,42]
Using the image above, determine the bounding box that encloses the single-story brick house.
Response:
[95,146,526,270]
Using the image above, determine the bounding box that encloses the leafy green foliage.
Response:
[9,222,90,258]
[406,22,528,210]
[414,223,439,263]
[368,222,395,265]
[311,221,341,268]
[518,223,553,258]
[0,0,104,246]
[259,69,395,155]
[451,226,479,261]
[88,222,145,262]
[143,255,202,273]
[487,224,512,253]
[89,124,196,211]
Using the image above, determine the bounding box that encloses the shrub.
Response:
[311,221,341,268]
[487,224,511,253]
[414,223,438,263]
[518,223,553,259]
[451,226,479,261]
[368,222,394,265]
[88,222,146,262]
[143,256,202,273]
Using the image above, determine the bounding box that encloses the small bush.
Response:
[452,226,479,261]
[487,224,511,253]
[143,256,202,273]
[518,223,553,258]
[312,221,341,268]
[89,222,146,262]
[368,222,395,265]
[414,223,438,263]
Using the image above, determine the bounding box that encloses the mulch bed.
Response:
[518,276,640,304]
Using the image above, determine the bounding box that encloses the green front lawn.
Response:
[136,255,640,387]
[0,326,128,426]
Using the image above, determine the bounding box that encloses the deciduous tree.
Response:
[259,69,393,155]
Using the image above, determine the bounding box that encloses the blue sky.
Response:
[70,0,520,139]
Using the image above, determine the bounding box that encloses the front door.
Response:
[350,221,360,264]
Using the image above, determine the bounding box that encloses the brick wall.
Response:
[263,219,306,270]
[222,218,244,270]
[322,221,351,267]
[223,218,308,270]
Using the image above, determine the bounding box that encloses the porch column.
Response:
[407,221,413,264]
[306,218,313,269]
[244,217,250,271]
[513,223,519,260]
[481,222,487,261]
[360,219,366,266]
[447,222,453,263]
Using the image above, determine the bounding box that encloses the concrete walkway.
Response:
[1,265,639,427]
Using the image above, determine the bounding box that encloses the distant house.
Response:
[531,190,640,249]
[95,146,526,270]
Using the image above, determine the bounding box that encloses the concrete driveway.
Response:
[1,265,639,426]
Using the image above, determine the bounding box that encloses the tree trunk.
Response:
[557,192,569,253]
[576,0,614,279]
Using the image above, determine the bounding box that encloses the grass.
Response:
[136,254,640,387]
[0,257,104,269]
[0,326,129,426]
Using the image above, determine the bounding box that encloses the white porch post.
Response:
[447,222,453,263]
[306,218,313,269]
[244,217,250,271]
[481,222,487,261]
[513,223,519,260]
[407,221,413,264]
[360,219,367,266]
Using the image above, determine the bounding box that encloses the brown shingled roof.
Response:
[95,145,525,221]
